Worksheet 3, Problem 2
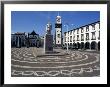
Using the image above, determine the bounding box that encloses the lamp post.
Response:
[64,24,69,53]
[64,23,74,53]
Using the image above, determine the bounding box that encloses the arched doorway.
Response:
[77,42,80,49]
[70,43,72,49]
[72,43,77,49]
[65,43,67,47]
[91,41,96,50]
[98,41,100,50]
[70,43,72,46]
[85,42,90,49]
[81,42,84,49]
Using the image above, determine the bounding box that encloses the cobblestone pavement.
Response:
[11,47,100,77]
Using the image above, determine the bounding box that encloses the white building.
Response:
[63,21,100,50]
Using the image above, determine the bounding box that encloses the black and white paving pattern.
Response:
[11,47,100,77]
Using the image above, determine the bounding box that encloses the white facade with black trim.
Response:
[55,15,62,47]
[63,21,100,50]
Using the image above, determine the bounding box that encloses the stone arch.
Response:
[77,42,80,49]
[70,43,72,46]
[85,42,90,49]
[73,43,77,49]
[91,41,96,50]
[70,43,72,49]
[81,42,84,49]
[98,41,100,50]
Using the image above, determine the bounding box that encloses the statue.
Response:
[44,22,53,53]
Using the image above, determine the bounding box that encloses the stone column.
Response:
[89,41,91,50]
[96,43,98,51]
[17,36,19,48]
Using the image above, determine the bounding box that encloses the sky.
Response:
[11,11,100,36]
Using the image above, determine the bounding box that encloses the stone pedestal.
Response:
[44,34,53,53]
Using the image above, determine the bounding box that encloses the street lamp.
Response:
[64,23,74,54]
[64,24,69,53]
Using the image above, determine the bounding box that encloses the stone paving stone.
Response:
[11,47,100,77]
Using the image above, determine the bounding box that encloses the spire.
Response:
[48,16,50,24]
[47,12,50,24]
[58,11,59,16]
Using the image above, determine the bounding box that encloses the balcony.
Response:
[81,39,84,41]
[91,38,96,40]
[86,38,89,40]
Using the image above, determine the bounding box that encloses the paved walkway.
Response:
[11,47,100,77]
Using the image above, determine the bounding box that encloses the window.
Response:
[70,31,72,35]
[29,35,33,38]
[77,29,79,34]
[86,33,89,40]
[98,31,100,40]
[73,30,75,34]
[73,36,75,42]
[67,31,69,35]
[34,35,36,38]
[91,32,96,40]
[81,28,84,33]
[57,34,60,38]
[77,35,79,41]
[81,34,84,41]
[92,24,95,30]
[65,37,66,42]
[86,26,89,32]
[70,36,72,42]
[58,41,59,43]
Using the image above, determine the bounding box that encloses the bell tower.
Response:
[55,14,62,47]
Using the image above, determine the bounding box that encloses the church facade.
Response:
[11,30,40,48]
[28,30,39,47]
[11,32,26,48]
[63,21,100,50]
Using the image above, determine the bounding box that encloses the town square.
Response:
[11,11,100,77]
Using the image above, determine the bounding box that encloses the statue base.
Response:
[44,34,53,53]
